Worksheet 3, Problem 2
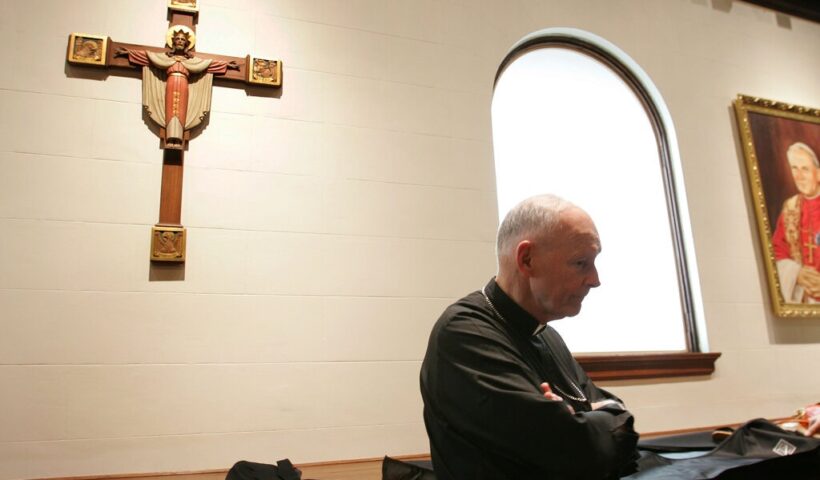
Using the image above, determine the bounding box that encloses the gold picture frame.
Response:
[734,94,820,317]
[168,0,199,13]
[151,225,186,262]
[246,55,282,87]
[66,33,108,66]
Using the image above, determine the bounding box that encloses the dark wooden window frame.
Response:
[495,32,720,381]
[577,352,721,381]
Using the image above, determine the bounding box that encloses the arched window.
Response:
[492,29,713,370]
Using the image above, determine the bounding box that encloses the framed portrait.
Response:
[66,33,108,66]
[734,94,820,316]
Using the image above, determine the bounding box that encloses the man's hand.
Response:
[807,417,819,436]
[796,266,820,297]
[541,383,575,414]
[806,407,820,437]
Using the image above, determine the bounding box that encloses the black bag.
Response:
[226,459,301,480]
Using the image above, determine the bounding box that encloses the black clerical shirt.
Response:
[420,278,638,480]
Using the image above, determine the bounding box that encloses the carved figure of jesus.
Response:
[116,26,238,149]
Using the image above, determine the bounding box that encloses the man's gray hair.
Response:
[787,142,819,167]
[496,194,575,257]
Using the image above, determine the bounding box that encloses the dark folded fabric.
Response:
[382,456,436,480]
[627,419,820,479]
[638,430,719,452]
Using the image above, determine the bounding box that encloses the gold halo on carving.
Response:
[165,25,196,51]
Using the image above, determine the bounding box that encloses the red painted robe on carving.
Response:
[126,50,230,148]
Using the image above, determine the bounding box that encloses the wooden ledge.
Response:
[577,352,722,381]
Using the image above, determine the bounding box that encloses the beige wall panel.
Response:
[251,16,304,71]
[685,173,758,262]
[248,14,407,80]
[255,0,386,34]
[160,229,322,295]
[194,5,255,58]
[632,392,816,433]
[0,220,145,292]
[321,74,389,129]
[0,362,421,441]
[0,290,448,365]
[430,45,496,95]
[385,37,441,89]
[7,9,163,102]
[104,0,169,47]
[186,112,255,172]
[90,100,166,164]
[6,32,87,96]
[612,349,819,431]
[7,1,106,43]
[696,256,763,305]
[321,296,451,361]
[0,222,487,297]
[380,82,458,137]
[155,230,492,297]
[321,126,493,188]
[291,21,389,79]
[383,0,443,43]
[207,69,325,120]
[0,152,158,224]
[0,0,11,32]
[0,92,12,155]
[317,235,495,298]
[7,91,96,158]
[0,24,11,92]
[183,167,326,232]
[434,2,498,52]
[327,128,495,190]
[250,118,327,177]
[323,180,496,240]
[605,378,713,411]
[445,90,493,141]
[0,290,324,364]
[702,301,770,351]
[204,0,254,14]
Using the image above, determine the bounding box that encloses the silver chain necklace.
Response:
[480,286,588,403]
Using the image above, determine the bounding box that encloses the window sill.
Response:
[576,352,721,381]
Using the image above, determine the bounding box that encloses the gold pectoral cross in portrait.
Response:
[804,235,817,264]
[66,0,282,264]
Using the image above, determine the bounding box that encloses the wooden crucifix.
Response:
[66,0,282,263]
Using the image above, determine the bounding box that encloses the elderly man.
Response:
[772,142,820,303]
[420,194,638,480]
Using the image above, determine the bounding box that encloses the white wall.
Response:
[0,0,819,478]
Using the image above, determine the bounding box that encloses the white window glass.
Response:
[492,45,691,353]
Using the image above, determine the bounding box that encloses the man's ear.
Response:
[515,240,534,276]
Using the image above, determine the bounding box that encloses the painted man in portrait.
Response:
[772,142,820,303]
